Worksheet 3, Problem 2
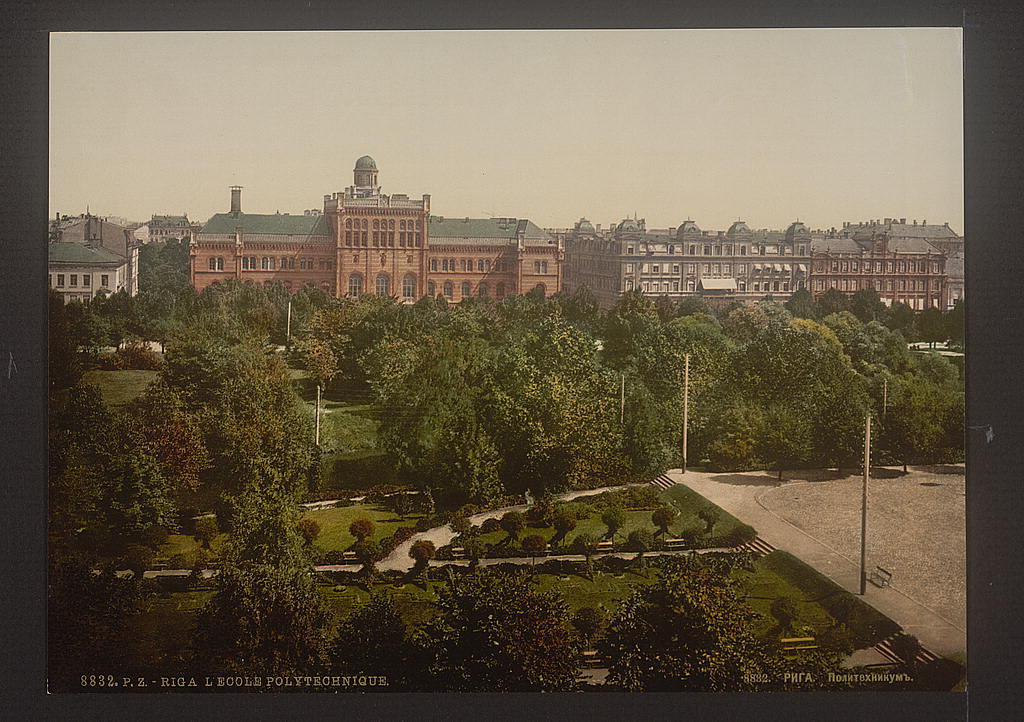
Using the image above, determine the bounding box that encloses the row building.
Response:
[47,212,140,297]
[190,156,562,301]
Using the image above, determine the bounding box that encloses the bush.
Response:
[499,511,525,539]
[818,623,855,655]
[572,607,603,644]
[651,507,677,535]
[193,516,219,549]
[321,549,349,565]
[435,544,456,561]
[349,518,375,541]
[769,596,799,632]
[522,534,547,561]
[123,544,156,578]
[138,524,170,549]
[480,517,501,534]
[392,526,417,545]
[99,342,163,370]
[717,522,756,548]
[456,503,483,518]
[296,518,321,545]
[625,528,655,552]
[168,553,189,570]
[409,539,436,567]
[450,516,471,536]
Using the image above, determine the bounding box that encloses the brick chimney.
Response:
[230,186,243,216]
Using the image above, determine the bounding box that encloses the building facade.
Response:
[48,242,130,302]
[190,156,561,301]
[810,232,948,310]
[48,213,140,295]
[148,214,200,244]
[563,217,813,308]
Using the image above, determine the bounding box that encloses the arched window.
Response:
[461,281,471,298]
[496,282,506,298]
[478,282,489,297]
[442,259,449,272]
[348,273,363,296]
[400,220,406,230]
[376,273,390,296]
[208,257,217,270]
[430,259,438,272]
[477,259,485,272]
[534,283,546,296]
[450,259,456,271]
[361,219,368,229]
[217,257,224,270]
[388,219,395,230]
[402,274,416,299]
[460,259,467,272]
[485,259,492,272]
[428,281,436,296]
[416,219,422,230]
[345,218,352,229]
[443,281,453,298]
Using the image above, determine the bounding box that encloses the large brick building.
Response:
[190,156,561,300]
[563,216,813,309]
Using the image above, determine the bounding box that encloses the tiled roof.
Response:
[428,216,552,242]
[888,237,943,254]
[150,214,190,226]
[49,242,126,264]
[811,237,864,254]
[199,212,330,238]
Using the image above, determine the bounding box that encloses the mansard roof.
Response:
[200,212,330,238]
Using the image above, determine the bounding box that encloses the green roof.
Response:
[200,212,330,237]
[48,242,125,264]
[355,155,377,170]
[428,216,551,241]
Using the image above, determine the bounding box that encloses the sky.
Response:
[50,29,963,233]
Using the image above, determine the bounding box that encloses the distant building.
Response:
[148,214,199,243]
[48,241,130,302]
[563,216,813,309]
[190,156,562,300]
[48,212,140,295]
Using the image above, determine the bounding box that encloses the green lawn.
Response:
[304,502,424,551]
[476,510,661,551]
[156,532,229,567]
[81,369,160,406]
[658,483,749,540]
[733,555,838,639]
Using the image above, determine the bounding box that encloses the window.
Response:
[703,245,711,255]
[345,219,352,229]
[402,274,416,299]
[217,257,224,271]
[687,280,695,292]
[703,264,710,273]
[376,274,390,296]
[672,281,679,292]
[461,259,467,272]
[672,264,679,273]
[853,262,859,272]
[250,256,257,269]
[713,264,720,274]
[373,220,380,230]
[348,273,363,296]
[652,264,660,273]
[209,258,217,270]
[753,282,760,292]
[773,281,780,292]
[759,246,766,256]
[899,280,906,290]
[625,279,634,291]
[475,260,482,272]
[798,245,806,255]
[428,281,436,296]
[723,264,731,274]
[443,281,453,298]
[496,282,506,298]
[431,259,438,271]
[461,281,471,298]
[479,282,489,297]
[101,274,109,287]
[714,246,722,256]
[539,261,546,273]
[689,245,696,255]
[361,232,368,246]
[626,263,634,273]
[70,274,77,286]
[687,264,696,273]
[626,247,634,254]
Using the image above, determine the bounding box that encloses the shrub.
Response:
[392,526,417,545]
[349,518,375,541]
[101,342,163,370]
[525,498,555,527]
[698,506,720,535]
[817,623,855,655]
[138,524,170,549]
[352,539,381,567]
[168,553,188,570]
[480,517,501,534]
[522,534,547,564]
[450,516,471,536]
[601,506,626,539]
[456,503,483,518]
[718,522,756,548]
[123,544,156,578]
[551,512,577,541]
[769,596,799,632]
[296,518,321,545]
[572,607,603,644]
[486,542,523,559]
[625,529,655,553]
[889,633,922,668]
[651,507,677,536]
[321,549,349,565]
[193,516,219,549]
[499,511,525,540]
[387,491,414,519]
[409,539,436,567]
[435,544,456,561]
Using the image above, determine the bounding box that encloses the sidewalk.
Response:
[667,467,966,658]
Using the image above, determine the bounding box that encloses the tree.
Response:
[551,511,577,546]
[890,633,922,672]
[598,556,837,691]
[758,403,814,481]
[817,288,851,317]
[698,506,720,536]
[572,607,603,646]
[192,482,330,675]
[122,544,156,579]
[449,515,471,536]
[296,518,320,546]
[601,505,626,540]
[571,532,600,581]
[194,516,219,549]
[499,510,525,541]
[522,534,547,566]
[349,518,375,542]
[626,529,654,574]
[330,592,426,689]
[409,539,436,570]
[388,491,413,519]
[652,506,677,537]
[461,536,485,569]
[784,289,818,319]
[423,571,580,691]
[352,539,381,580]
[769,596,799,633]
[850,287,886,323]
[918,306,945,348]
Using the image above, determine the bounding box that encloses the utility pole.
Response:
[286,299,292,348]
[682,353,690,473]
[860,414,871,595]
[315,383,321,446]
[882,378,888,415]
[619,373,625,424]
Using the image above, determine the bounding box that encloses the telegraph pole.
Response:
[682,353,690,473]
[315,383,321,446]
[620,373,625,424]
[860,414,871,595]
[882,378,888,415]
[286,299,292,348]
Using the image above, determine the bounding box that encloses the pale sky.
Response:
[50,29,963,233]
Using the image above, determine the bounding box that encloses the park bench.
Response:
[869,565,893,588]
[596,541,614,552]
[663,538,689,550]
[780,636,818,651]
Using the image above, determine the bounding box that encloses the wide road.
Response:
[668,465,966,657]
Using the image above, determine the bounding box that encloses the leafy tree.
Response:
[194,516,219,549]
[409,539,436,570]
[890,633,922,671]
[571,532,601,581]
[349,518,375,542]
[551,511,577,546]
[572,606,604,646]
[296,518,320,546]
[945,300,965,347]
[850,287,887,323]
[758,403,814,481]
[480,517,501,534]
[883,301,916,337]
[330,592,426,688]
[698,506,720,535]
[461,536,485,569]
[769,596,799,633]
[193,482,330,675]
[817,288,851,317]
[423,571,580,691]
[352,539,381,579]
[784,289,818,319]
[818,623,855,655]
[521,534,547,566]
[499,510,525,541]
[122,544,156,579]
[917,306,945,348]
[652,506,677,537]
[601,505,626,540]
[449,515,471,536]
[626,529,655,574]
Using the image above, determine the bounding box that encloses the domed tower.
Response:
[353,155,379,189]
[676,219,701,240]
[726,220,753,239]
[784,220,811,242]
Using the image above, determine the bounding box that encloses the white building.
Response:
[48,242,130,302]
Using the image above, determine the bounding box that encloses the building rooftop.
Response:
[150,214,190,226]
[200,212,330,237]
[355,155,377,170]
[49,242,126,264]
[428,216,553,244]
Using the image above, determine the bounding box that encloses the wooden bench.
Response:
[869,566,893,588]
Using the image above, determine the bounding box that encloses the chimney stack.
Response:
[900,218,906,224]
[230,186,243,216]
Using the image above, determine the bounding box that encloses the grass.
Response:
[475,510,659,551]
[304,502,424,551]
[658,483,750,540]
[81,369,160,406]
[732,555,838,640]
[155,532,229,567]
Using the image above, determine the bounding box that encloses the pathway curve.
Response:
[667,466,966,657]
